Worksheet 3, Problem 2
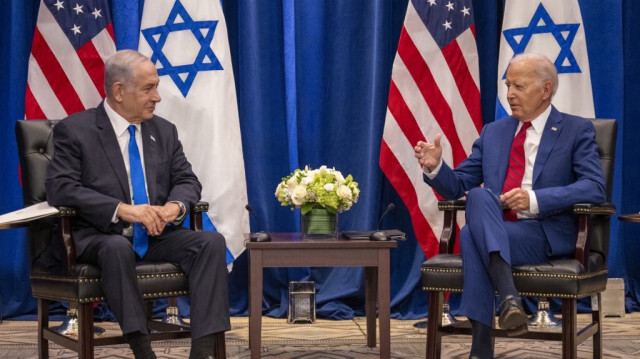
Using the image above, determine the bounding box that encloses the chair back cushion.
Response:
[588,119,617,263]
[15,120,60,267]
[590,119,617,201]
[15,120,59,206]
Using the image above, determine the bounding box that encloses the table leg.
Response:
[364,266,377,348]
[249,249,263,358]
[378,248,391,359]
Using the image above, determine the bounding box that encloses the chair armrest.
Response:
[573,202,616,215]
[55,207,77,273]
[436,199,616,265]
[438,200,466,211]
[438,200,466,254]
[0,205,73,229]
[574,202,615,267]
[190,201,209,231]
[0,206,78,273]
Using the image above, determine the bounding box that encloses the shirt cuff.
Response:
[423,159,443,180]
[527,190,540,214]
[169,201,187,224]
[112,203,121,223]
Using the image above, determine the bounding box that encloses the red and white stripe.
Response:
[380,2,481,258]
[25,0,116,120]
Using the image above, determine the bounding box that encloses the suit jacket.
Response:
[424,106,606,256]
[45,102,202,256]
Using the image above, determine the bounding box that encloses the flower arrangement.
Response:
[275,165,360,215]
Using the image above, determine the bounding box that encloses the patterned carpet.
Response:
[0,313,638,358]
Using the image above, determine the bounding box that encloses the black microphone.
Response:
[376,203,396,230]
[370,203,395,241]
[245,204,271,242]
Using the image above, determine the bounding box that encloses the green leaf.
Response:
[301,203,314,215]
[324,206,337,214]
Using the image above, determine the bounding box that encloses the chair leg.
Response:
[146,300,154,332]
[592,293,603,359]
[214,331,226,359]
[426,291,444,359]
[77,302,94,359]
[561,298,578,359]
[37,298,49,359]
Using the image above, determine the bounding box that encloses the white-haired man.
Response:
[415,53,606,358]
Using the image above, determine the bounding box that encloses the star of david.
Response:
[502,3,580,78]
[141,0,223,97]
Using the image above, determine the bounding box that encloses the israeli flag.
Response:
[496,0,595,119]
[138,0,249,266]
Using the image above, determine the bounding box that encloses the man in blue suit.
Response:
[46,50,229,359]
[414,53,605,359]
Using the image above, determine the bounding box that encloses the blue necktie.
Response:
[128,125,149,258]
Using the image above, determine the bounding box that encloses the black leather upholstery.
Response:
[420,119,617,359]
[14,120,225,359]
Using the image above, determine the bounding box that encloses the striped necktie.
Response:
[128,125,149,257]
[502,122,531,221]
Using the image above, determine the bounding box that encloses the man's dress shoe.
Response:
[497,295,528,337]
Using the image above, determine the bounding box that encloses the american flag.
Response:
[380,0,481,258]
[25,0,116,119]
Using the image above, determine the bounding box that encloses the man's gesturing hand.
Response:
[414,134,443,171]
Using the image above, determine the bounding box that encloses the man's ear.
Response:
[542,80,553,101]
[112,82,124,102]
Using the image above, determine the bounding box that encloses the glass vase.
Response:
[300,207,338,239]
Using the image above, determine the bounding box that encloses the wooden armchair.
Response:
[420,119,617,359]
[13,119,225,359]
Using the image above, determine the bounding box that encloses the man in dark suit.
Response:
[46,50,229,359]
[414,53,606,359]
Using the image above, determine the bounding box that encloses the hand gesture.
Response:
[500,188,530,211]
[117,203,167,236]
[156,202,181,223]
[414,134,443,171]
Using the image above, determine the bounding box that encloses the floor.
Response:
[0,313,638,358]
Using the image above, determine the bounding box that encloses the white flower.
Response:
[336,185,352,201]
[291,185,307,206]
[300,176,313,185]
[286,176,298,190]
[275,165,359,213]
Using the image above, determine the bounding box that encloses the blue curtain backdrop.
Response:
[1,0,638,320]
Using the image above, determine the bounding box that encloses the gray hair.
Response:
[510,53,558,97]
[104,50,150,97]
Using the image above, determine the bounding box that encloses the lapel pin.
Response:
[551,127,557,131]
[150,135,156,142]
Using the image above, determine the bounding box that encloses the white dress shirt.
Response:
[424,105,552,218]
[517,105,551,217]
[104,101,186,228]
[104,101,148,225]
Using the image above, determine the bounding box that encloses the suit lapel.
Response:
[141,122,157,204]
[533,106,563,185]
[96,103,131,202]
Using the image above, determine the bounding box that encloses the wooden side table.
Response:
[246,233,397,358]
